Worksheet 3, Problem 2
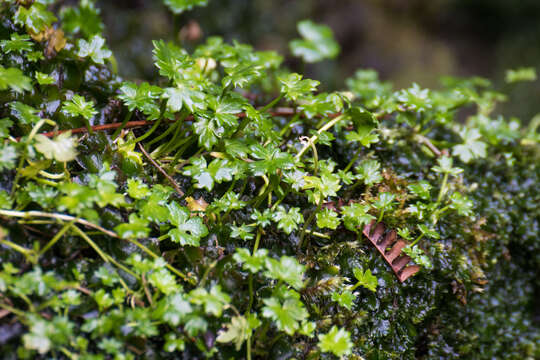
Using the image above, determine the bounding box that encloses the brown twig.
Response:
[16,108,303,141]
[138,143,185,197]
[416,134,445,157]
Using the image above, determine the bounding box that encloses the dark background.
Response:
[97,0,540,122]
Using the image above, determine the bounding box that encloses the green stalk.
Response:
[0,302,27,318]
[112,111,133,139]
[0,239,33,258]
[410,233,425,247]
[295,114,345,160]
[260,93,283,113]
[377,209,385,224]
[148,118,182,149]
[124,101,167,147]
[39,220,74,256]
[11,118,48,195]
[437,173,449,203]
[279,113,300,137]
[298,195,323,250]
[343,146,362,173]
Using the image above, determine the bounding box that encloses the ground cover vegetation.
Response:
[0,1,538,359]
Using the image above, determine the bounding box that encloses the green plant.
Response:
[0,0,538,359]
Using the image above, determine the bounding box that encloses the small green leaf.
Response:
[403,245,432,270]
[505,67,537,83]
[163,0,208,14]
[152,40,191,80]
[164,85,206,113]
[407,181,432,200]
[340,203,374,231]
[264,256,305,290]
[127,178,150,200]
[0,66,32,93]
[167,201,208,246]
[35,132,78,162]
[289,20,340,63]
[77,35,112,64]
[118,82,162,120]
[0,34,33,54]
[0,145,17,171]
[278,73,319,101]
[352,268,378,292]
[63,95,98,120]
[303,173,341,199]
[14,3,57,34]
[35,71,55,85]
[432,156,463,176]
[233,248,269,273]
[115,214,150,239]
[331,290,356,310]
[318,326,353,357]
[453,128,487,163]
[60,0,104,37]
[262,295,309,335]
[230,223,255,241]
[216,315,260,350]
[316,208,340,230]
[449,192,473,216]
[356,159,382,186]
[189,285,231,317]
[272,206,304,234]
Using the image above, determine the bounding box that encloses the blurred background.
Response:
[96,0,540,123]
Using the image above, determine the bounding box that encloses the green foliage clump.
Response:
[0,1,539,359]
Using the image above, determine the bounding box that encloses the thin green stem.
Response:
[298,195,323,250]
[198,260,217,288]
[377,210,385,224]
[124,101,167,147]
[343,146,362,173]
[253,228,262,252]
[147,120,177,148]
[11,119,48,195]
[279,113,300,137]
[295,114,345,160]
[39,220,74,256]
[410,233,425,247]
[112,111,133,139]
[0,239,32,257]
[0,210,193,284]
[260,93,283,113]
[437,173,449,203]
[0,302,27,318]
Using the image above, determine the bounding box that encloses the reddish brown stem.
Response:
[138,143,185,197]
[15,108,302,141]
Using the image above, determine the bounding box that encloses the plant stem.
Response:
[253,228,262,252]
[145,117,179,148]
[343,146,362,173]
[279,113,300,137]
[0,210,193,283]
[298,195,323,249]
[138,143,185,197]
[0,239,32,258]
[295,114,345,160]
[124,100,167,147]
[39,220,74,256]
[0,302,27,318]
[410,233,425,247]
[71,224,138,280]
[377,210,385,224]
[437,173,449,203]
[261,94,284,113]
[112,111,132,139]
